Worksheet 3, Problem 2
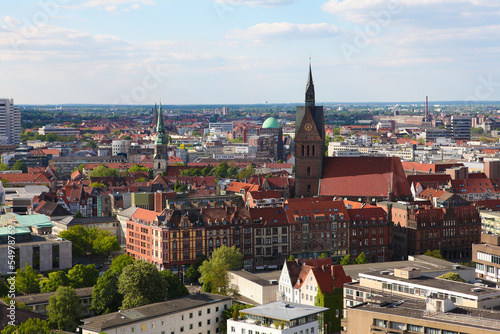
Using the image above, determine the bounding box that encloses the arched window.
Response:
[301,145,305,156]
[307,145,310,156]
[307,167,311,176]
[312,145,315,156]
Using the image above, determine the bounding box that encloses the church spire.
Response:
[155,101,167,145]
[305,61,315,108]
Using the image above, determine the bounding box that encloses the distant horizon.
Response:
[15,100,500,107]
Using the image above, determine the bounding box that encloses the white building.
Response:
[229,270,279,305]
[112,139,132,156]
[38,125,80,136]
[0,98,21,145]
[227,302,327,334]
[80,293,232,334]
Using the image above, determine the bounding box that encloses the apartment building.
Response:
[80,293,232,334]
[0,98,21,145]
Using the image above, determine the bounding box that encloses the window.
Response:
[424,328,440,334]
[190,313,193,318]
[216,307,219,312]
[181,327,185,332]
[190,324,194,330]
[231,327,236,333]
[199,310,202,316]
[242,329,246,334]
[207,320,211,325]
[207,308,211,314]
[132,328,135,333]
[198,322,203,327]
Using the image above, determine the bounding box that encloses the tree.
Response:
[118,261,167,309]
[109,254,135,274]
[128,164,149,173]
[91,270,122,315]
[185,254,208,282]
[199,245,242,296]
[319,253,327,259]
[437,272,467,283]
[15,264,40,294]
[287,255,295,261]
[59,226,120,258]
[90,164,121,178]
[238,164,254,180]
[355,252,368,264]
[85,140,98,149]
[47,286,81,332]
[11,161,27,173]
[219,304,253,334]
[424,249,445,260]
[93,235,121,257]
[73,164,85,173]
[59,225,92,257]
[0,279,9,297]
[40,271,69,293]
[160,270,189,300]
[74,210,83,218]
[90,182,106,188]
[339,254,352,266]
[67,264,99,288]
[0,318,52,334]
[0,163,9,171]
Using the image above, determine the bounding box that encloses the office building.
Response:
[0,98,21,145]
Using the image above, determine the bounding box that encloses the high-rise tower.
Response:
[153,102,168,176]
[294,64,324,197]
[0,98,21,145]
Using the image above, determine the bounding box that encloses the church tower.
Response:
[295,63,324,197]
[153,102,168,176]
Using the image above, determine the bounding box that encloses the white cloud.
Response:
[64,0,155,11]
[216,0,294,7]
[227,22,339,42]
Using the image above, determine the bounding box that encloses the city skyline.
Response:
[1,0,500,105]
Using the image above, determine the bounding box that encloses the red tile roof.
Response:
[320,157,411,198]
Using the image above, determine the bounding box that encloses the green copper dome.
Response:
[262,117,280,129]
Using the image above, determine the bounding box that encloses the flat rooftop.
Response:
[344,255,473,280]
[361,270,500,299]
[350,297,500,332]
[80,293,231,332]
[241,301,328,321]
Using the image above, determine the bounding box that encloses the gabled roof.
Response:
[320,157,411,198]
[33,200,73,217]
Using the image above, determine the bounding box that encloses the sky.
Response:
[1,0,500,105]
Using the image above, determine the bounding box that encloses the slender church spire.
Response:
[155,101,167,145]
[305,60,315,109]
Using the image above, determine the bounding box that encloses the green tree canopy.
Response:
[0,163,9,171]
[12,161,27,173]
[118,261,167,309]
[160,270,189,300]
[109,254,135,274]
[91,270,122,315]
[355,252,368,264]
[89,164,121,178]
[199,245,242,296]
[128,164,149,173]
[40,270,69,293]
[47,286,82,332]
[59,226,120,258]
[0,318,52,334]
[424,249,445,260]
[237,164,254,180]
[437,272,467,283]
[15,263,40,294]
[67,264,99,288]
[185,255,208,282]
[219,304,253,334]
[287,255,295,261]
[339,254,352,266]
